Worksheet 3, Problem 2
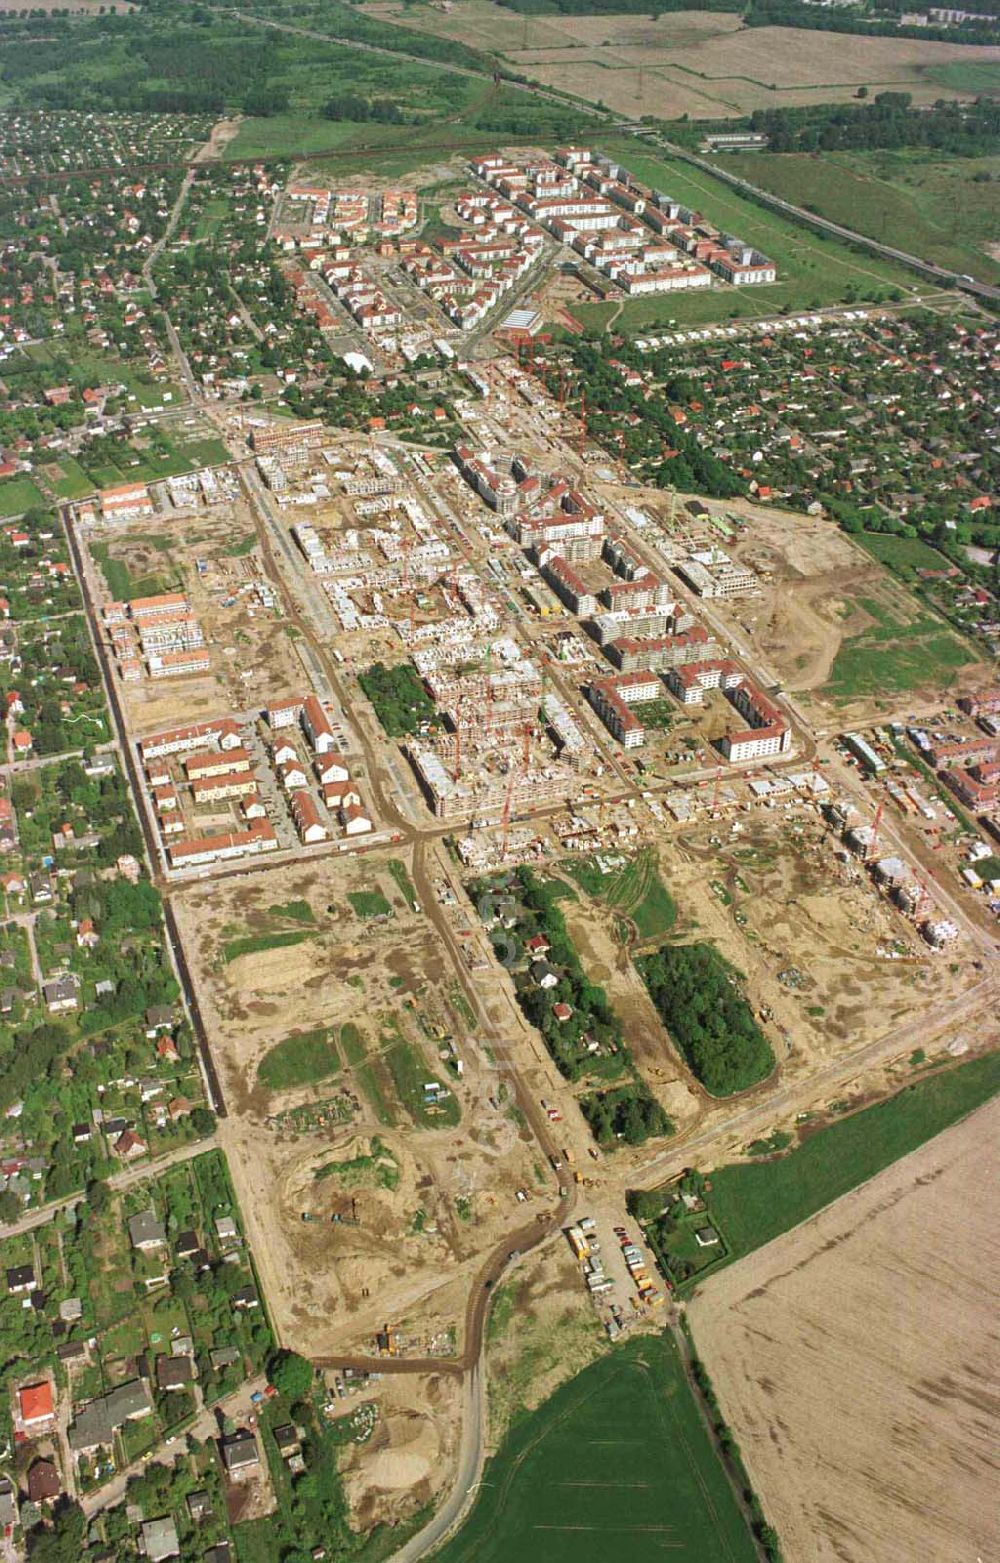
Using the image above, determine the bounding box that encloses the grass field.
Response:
[90,541,175,603]
[722,149,1000,285]
[258,1028,340,1091]
[387,858,419,910]
[266,898,315,925]
[928,59,1000,93]
[382,1034,460,1128]
[432,1332,756,1563]
[341,1022,397,1126]
[221,929,313,965]
[694,1052,1000,1273]
[854,532,953,574]
[823,597,973,701]
[348,889,393,920]
[0,476,46,518]
[588,141,919,322]
[564,847,677,941]
[44,456,95,501]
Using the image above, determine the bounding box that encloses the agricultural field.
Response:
[689,1094,1000,1563]
[361,3,1000,118]
[173,856,546,1359]
[433,1332,757,1563]
[722,149,1000,286]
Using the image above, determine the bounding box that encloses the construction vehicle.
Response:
[563,1146,575,1165]
[566,1225,588,1261]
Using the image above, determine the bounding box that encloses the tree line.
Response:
[750,94,1000,156]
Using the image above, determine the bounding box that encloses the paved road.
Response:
[0,1134,218,1242]
[393,1365,485,1563]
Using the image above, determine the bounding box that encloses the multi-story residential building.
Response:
[542,556,598,616]
[588,671,662,749]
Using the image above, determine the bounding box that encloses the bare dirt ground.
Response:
[177,856,551,1357]
[688,1098,1000,1563]
[362,2,998,117]
[710,503,989,722]
[87,504,303,732]
[336,1371,462,1532]
[662,811,968,1088]
[196,118,242,162]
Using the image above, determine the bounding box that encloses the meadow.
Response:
[854,532,954,574]
[696,1052,1000,1269]
[257,1029,341,1091]
[722,149,1000,285]
[587,139,919,321]
[822,595,974,702]
[433,1332,757,1563]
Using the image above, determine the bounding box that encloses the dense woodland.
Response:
[638,943,775,1096]
[750,96,1000,156]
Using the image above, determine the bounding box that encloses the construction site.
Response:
[171,854,554,1361]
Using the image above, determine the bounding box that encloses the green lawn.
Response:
[723,148,1000,287]
[701,1053,1000,1271]
[432,1333,756,1563]
[854,532,953,575]
[0,476,46,517]
[257,1029,340,1092]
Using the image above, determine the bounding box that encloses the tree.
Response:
[0,1190,19,1223]
[86,1178,110,1215]
[191,1105,216,1138]
[267,1349,312,1401]
[27,1499,86,1561]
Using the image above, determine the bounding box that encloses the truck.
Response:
[563,1146,576,1166]
[566,1225,588,1261]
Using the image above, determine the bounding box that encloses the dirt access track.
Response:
[688,1097,1000,1563]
